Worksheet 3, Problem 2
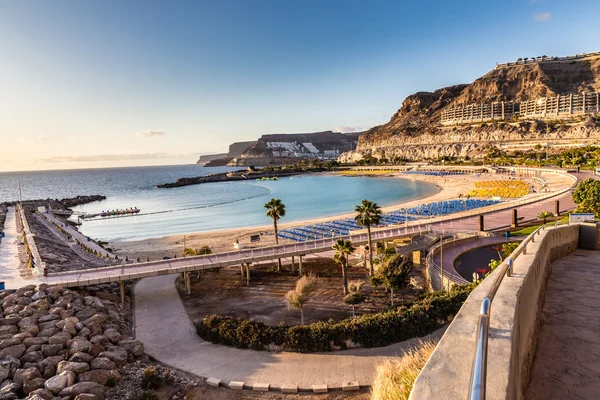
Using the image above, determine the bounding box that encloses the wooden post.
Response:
[185,272,191,295]
[240,264,245,282]
[120,281,125,306]
[555,200,560,217]
[299,255,303,275]
[291,256,295,272]
[245,263,250,285]
[512,209,518,228]
[478,215,484,231]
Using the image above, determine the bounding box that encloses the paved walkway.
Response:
[525,249,600,399]
[0,207,39,288]
[134,274,444,389]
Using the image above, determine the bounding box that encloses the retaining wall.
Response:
[410,224,579,400]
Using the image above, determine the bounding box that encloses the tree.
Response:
[285,275,318,325]
[538,210,554,224]
[332,239,356,295]
[355,200,383,276]
[265,198,286,272]
[183,245,211,257]
[371,254,412,306]
[344,280,365,317]
[572,178,600,217]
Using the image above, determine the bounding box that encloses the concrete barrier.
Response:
[410,224,579,400]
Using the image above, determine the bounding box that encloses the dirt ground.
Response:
[177,257,424,326]
[185,385,369,400]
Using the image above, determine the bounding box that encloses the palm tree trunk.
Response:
[390,288,394,307]
[367,225,374,276]
[342,261,348,295]
[352,305,355,317]
[274,220,282,272]
[300,308,304,325]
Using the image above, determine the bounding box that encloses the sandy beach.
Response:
[112,171,500,260]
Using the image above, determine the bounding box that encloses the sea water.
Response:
[0,165,437,241]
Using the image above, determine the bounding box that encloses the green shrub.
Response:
[196,284,475,353]
[141,366,163,390]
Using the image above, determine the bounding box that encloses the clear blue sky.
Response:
[1,0,599,171]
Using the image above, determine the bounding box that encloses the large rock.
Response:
[44,371,76,394]
[68,339,92,355]
[22,337,48,347]
[102,329,120,344]
[119,339,144,357]
[98,349,127,366]
[0,340,21,350]
[48,332,71,346]
[90,357,115,371]
[57,361,89,375]
[58,382,106,398]
[77,369,120,385]
[41,344,63,357]
[69,352,94,363]
[13,367,42,386]
[20,350,44,364]
[0,328,17,337]
[0,345,25,359]
[0,317,21,327]
[73,392,101,400]
[23,377,45,394]
[0,357,20,379]
[37,328,60,338]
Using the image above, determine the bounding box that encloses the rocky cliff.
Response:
[231,131,360,166]
[196,141,257,165]
[341,55,600,163]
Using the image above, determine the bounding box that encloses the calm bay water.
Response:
[0,165,437,241]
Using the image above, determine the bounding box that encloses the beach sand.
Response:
[111,171,498,260]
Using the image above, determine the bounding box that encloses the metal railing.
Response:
[467,221,561,399]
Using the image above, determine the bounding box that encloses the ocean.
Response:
[0,165,437,241]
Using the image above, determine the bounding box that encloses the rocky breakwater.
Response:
[157,170,299,188]
[0,284,144,400]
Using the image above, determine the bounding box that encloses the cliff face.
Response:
[343,56,600,162]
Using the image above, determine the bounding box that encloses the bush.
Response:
[131,391,158,400]
[196,284,475,353]
[141,366,163,390]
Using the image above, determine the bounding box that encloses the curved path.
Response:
[134,274,444,390]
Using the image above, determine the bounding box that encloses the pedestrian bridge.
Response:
[410,222,600,400]
[45,227,425,289]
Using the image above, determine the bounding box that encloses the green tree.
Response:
[538,210,554,224]
[332,239,356,295]
[285,275,318,325]
[265,198,286,272]
[371,254,413,306]
[355,199,383,276]
[572,178,600,217]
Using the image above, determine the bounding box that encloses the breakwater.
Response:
[156,170,301,188]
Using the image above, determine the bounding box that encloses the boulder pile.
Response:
[0,284,144,400]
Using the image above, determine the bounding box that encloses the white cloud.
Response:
[332,126,369,133]
[137,130,165,137]
[17,135,48,144]
[533,12,551,21]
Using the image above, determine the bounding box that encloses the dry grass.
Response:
[370,340,438,400]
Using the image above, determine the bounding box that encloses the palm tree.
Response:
[332,239,356,295]
[538,210,554,224]
[265,198,286,272]
[355,200,382,276]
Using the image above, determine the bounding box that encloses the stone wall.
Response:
[410,224,579,400]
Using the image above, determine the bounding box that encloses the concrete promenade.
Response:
[525,249,600,399]
[135,274,444,390]
[0,208,37,287]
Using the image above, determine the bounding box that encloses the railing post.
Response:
[507,257,513,277]
[523,242,527,255]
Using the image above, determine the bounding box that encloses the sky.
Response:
[1,0,600,171]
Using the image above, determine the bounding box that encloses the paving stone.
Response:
[281,384,298,393]
[228,381,244,390]
[206,377,221,387]
[253,382,270,392]
[312,384,328,393]
[342,381,360,391]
